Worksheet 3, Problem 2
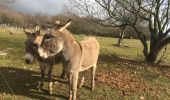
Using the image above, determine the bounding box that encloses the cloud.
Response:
[9,0,64,15]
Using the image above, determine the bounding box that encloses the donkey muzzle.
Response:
[25,53,34,64]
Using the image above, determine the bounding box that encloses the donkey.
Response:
[38,20,100,100]
[23,25,65,94]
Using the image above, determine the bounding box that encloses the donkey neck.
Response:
[61,30,82,61]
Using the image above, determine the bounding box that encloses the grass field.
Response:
[0,28,170,100]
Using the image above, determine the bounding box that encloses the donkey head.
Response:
[38,20,71,59]
[24,25,43,64]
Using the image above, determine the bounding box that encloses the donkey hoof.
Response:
[91,87,95,91]
[61,73,67,79]
[68,97,72,100]
[68,95,72,100]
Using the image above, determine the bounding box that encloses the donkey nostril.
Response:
[25,59,31,64]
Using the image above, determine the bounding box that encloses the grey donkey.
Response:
[23,25,66,94]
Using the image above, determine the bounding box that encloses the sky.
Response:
[9,0,65,15]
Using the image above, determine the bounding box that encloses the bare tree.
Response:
[115,0,170,63]
[117,26,126,46]
[68,0,170,63]
[67,0,131,46]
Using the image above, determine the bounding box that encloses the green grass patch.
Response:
[0,28,170,100]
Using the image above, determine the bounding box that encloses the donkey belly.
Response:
[79,37,99,72]
[79,65,93,72]
[79,56,98,72]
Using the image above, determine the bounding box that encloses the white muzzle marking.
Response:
[25,53,34,62]
[38,47,48,59]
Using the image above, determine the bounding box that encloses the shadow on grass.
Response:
[82,85,92,90]
[53,94,68,100]
[0,66,67,100]
[98,53,120,64]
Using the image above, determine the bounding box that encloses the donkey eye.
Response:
[44,33,54,39]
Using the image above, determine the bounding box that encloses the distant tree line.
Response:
[0,7,150,40]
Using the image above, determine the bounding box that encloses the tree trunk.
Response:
[146,36,170,64]
[117,33,124,46]
[117,26,126,47]
[146,50,158,64]
[146,39,159,64]
[129,32,133,39]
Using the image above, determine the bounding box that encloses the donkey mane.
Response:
[60,29,76,44]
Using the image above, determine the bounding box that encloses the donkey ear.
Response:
[23,26,31,36]
[59,19,71,32]
[35,24,41,35]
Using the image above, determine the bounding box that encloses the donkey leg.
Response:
[47,65,53,94]
[72,72,79,100]
[68,73,73,100]
[78,72,85,88]
[38,64,46,91]
[61,66,67,79]
[91,64,96,91]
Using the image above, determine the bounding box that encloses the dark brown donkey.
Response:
[23,25,65,94]
[38,20,100,100]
